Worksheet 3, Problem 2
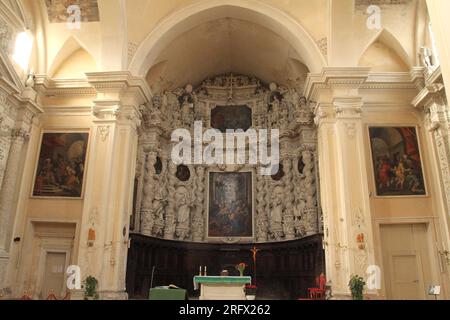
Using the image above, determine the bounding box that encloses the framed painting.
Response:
[368,126,426,196]
[207,172,253,240]
[32,132,89,198]
[211,105,252,132]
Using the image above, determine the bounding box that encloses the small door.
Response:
[380,224,433,300]
[41,252,66,299]
[389,251,425,300]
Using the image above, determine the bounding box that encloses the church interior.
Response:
[0,0,450,300]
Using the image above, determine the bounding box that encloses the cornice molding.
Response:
[34,76,96,97]
[304,67,371,101]
[86,71,153,103]
[411,83,445,108]
[425,66,442,85]
[34,72,153,106]
[304,68,425,101]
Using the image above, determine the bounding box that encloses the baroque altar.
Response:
[133,74,322,243]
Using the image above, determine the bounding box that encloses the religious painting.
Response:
[211,106,252,132]
[369,127,426,196]
[33,132,89,198]
[208,172,253,238]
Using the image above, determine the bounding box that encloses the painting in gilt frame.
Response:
[369,127,426,196]
[33,132,89,198]
[208,172,253,238]
[211,105,252,132]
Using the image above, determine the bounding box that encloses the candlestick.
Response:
[199,266,202,276]
[205,266,207,276]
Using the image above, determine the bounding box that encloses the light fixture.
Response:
[12,30,33,71]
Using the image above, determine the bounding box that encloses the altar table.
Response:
[194,276,251,300]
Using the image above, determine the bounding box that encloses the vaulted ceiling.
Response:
[146,17,309,91]
[1,0,429,91]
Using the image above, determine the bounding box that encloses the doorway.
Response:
[380,223,434,300]
[40,252,67,299]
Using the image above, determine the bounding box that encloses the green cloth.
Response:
[149,288,187,300]
[194,276,252,284]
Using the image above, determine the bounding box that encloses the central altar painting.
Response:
[208,172,253,239]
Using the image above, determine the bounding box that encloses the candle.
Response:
[205,266,207,276]
[199,266,202,275]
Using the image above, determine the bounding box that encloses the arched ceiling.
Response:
[146,17,309,91]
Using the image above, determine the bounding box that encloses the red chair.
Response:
[308,273,326,300]
[19,291,32,300]
[46,290,58,300]
[62,292,71,300]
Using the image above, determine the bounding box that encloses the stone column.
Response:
[164,160,177,240]
[140,150,158,236]
[255,170,268,242]
[314,97,376,298]
[302,148,319,236]
[307,68,376,298]
[282,157,295,240]
[73,72,148,300]
[192,166,205,242]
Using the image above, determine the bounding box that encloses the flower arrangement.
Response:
[348,275,365,300]
[235,262,247,276]
[83,275,99,300]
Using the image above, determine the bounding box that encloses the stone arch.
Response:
[358,28,411,70]
[47,36,98,77]
[129,0,326,76]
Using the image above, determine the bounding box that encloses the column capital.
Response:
[10,128,30,142]
[313,103,333,126]
[333,97,363,120]
[91,101,142,131]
